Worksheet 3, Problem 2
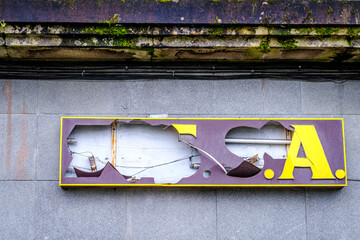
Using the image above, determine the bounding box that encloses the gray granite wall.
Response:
[0,79,359,240]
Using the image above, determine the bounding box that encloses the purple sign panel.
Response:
[59,117,346,187]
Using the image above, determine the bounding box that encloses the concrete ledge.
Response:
[1,24,360,62]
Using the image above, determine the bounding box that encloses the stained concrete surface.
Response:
[0,78,359,239]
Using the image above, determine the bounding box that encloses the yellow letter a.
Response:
[279,125,335,179]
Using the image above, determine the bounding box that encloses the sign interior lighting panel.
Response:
[59,117,347,187]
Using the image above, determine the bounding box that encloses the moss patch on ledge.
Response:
[278,38,297,50]
[315,27,339,37]
[84,25,127,37]
[346,28,360,45]
[260,39,271,53]
[2,23,360,62]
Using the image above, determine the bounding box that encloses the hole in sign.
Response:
[225,122,292,170]
[203,170,211,178]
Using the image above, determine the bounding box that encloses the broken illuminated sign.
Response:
[59,118,346,187]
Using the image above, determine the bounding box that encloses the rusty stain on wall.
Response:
[2,80,12,172]
[15,101,29,179]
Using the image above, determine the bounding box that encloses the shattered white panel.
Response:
[116,123,199,183]
[64,123,200,183]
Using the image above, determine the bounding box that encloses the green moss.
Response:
[302,10,314,23]
[298,27,312,35]
[210,16,222,24]
[346,28,360,46]
[346,37,353,46]
[90,36,137,48]
[85,25,127,37]
[155,0,171,2]
[281,2,290,10]
[283,12,290,22]
[100,14,121,25]
[315,27,339,37]
[208,27,223,36]
[0,20,6,28]
[278,38,297,50]
[115,38,132,47]
[83,14,129,38]
[260,40,271,53]
[347,28,360,37]
[84,17,136,48]
[327,6,333,16]
[229,19,239,24]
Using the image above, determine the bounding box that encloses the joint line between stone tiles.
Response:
[305,189,308,240]
[0,180,38,182]
[216,188,218,240]
[35,113,39,181]
[34,177,38,240]
[348,179,360,182]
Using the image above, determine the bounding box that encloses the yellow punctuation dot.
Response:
[264,169,274,180]
[335,169,346,179]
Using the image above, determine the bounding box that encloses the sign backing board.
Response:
[59,117,346,187]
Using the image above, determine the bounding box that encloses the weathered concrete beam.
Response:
[1,0,360,25]
[1,24,360,62]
